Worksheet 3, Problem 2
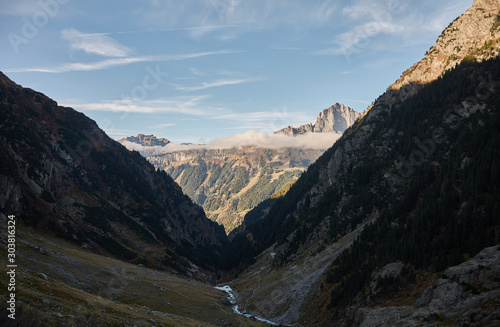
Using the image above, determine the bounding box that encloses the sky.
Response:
[1,0,473,144]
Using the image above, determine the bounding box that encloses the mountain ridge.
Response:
[119,134,170,147]
[0,72,227,275]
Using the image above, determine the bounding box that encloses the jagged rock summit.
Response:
[275,103,360,136]
[119,134,170,146]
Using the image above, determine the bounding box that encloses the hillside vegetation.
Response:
[149,147,323,234]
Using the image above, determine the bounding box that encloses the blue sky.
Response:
[1,0,472,144]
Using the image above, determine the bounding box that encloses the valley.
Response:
[150,146,322,234]
[1,0,500,326]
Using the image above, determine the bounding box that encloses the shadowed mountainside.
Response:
[0,72,227,275]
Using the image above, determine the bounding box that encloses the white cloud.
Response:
[206,130,341,150]
[173,77,263,91]
[5,50,243,73]
[189,67,205,76]
[120,130,342,153]
[62,28,131,57]
[62,96,210,115]
[310,0,338,24]
[134,0,345,41]
[119,140,168,152]
[105,129,136,136]
[153,123,176,128]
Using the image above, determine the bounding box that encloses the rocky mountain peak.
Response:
[313,103,360,133]
[389,0,500,93]
[275,103,360,136]
[119,134,170,146]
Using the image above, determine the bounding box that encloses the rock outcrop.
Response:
[352,246,500,327]
[275,103,360,136]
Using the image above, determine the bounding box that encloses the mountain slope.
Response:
[148,146,323,234]
[0,221,267,326]
[222,1,500,325]
[0,72,227,274]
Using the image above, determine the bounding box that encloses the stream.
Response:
[214,285,279,325]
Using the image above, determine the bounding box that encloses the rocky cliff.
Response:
[275,103,360,136]
[0,72,227,273]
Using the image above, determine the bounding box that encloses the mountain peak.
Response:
[473,0,498,9]
[119,134,170,147]
[275,103,360,136]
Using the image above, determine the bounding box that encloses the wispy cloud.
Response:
[315,0,472,58]
[61,28,131,57]
[105,129,136,136]
[62,96,211,115]
[5,50,243,73]
[189,67,205,76]
[153,123,176,128]
[310,0,338,24]
[313,0,409,57]
[134,1,345,41]
[63,95,312,134]
[173,77,264,91]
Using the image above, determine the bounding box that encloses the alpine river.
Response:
[214,285,280,325]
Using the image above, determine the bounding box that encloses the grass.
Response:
[0,224,267,327]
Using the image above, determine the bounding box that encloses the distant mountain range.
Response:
[119,134,170,147]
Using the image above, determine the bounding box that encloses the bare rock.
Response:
[444,245,500,289]
[415,279,465,309]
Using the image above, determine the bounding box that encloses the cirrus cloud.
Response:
[62,28,132,57]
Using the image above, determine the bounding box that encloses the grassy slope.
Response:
[0,223,266,327]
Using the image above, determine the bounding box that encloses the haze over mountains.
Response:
[1,0,499,326]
